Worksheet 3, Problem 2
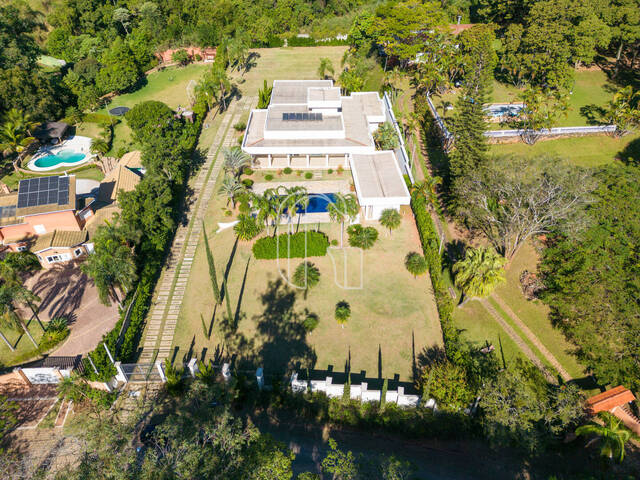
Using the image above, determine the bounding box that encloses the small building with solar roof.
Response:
[0,175,92,267]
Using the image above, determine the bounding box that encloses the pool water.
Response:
[34,150,87,168]
[280,193,337,214]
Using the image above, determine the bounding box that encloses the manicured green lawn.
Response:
[231,46,348,97]
[1,165,104,190]
[435,69,618,129]
[490,131,640,168]
[491,242,586,380]
[0,319,45,368]
[453,299,525,367]
[175,202,442,381]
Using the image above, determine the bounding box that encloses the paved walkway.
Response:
[139,97,255,363]
[490,294,571,381]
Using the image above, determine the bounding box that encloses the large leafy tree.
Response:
[453,246,506,300]
[455,155,595,259]
[480,360,585,452]
[540,164,640,391]
[372,0,446,64]
[95,37,142,94]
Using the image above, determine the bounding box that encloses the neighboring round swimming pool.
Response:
[34,150,87,169]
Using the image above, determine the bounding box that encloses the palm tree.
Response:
[347,224,378,250]
[81,225,137,307]
[252,189,278,236]
[209,64,231,110]
[90,138,109,157]
[292,261,320,298]
[379,208,402,236]
[222,147,251,178]
[0,284,38,348]
[317,58,335,79]
[218,176,245,208]
[453,246,506,303]
[234,213,263,241]
[405,252,427,278]
[279,185,308,233]
[0,260,43,330]
[335,300,351,329]
[411,176,442,213]
[0,110,37,171]
[576,412,638,463]
[328,193,359,247]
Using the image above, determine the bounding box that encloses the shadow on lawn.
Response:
[218,277,317,374]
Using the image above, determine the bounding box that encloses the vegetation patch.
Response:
[252,231,329,259]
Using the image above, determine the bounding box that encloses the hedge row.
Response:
[84,97,207,381]
[409,192,464,364]
[252,231,329,259]
[286,36,350,47]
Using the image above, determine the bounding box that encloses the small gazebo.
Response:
[33,121,69,144]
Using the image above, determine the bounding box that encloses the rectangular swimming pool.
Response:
[278,193,337,214]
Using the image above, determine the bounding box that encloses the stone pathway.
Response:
[490,294,572,381]
[479,299,556,382]
[139,97,254,363]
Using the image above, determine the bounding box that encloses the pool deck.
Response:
[27,135,94,172]
[252,179,351,195]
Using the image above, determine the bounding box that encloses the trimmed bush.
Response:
[265,174,274,181]
[304,172,313,179]
[243,167,253,176]
[283,167,293,174]
[252,232,329,259]
[233,121,246,131]
[242,178,254,188]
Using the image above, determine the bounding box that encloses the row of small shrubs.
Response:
[409,191,463,363]
[286,36,350,47]
[252,232,329,259]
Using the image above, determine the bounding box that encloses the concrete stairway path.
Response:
[139,97,254,364]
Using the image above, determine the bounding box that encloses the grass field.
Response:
[1,165,104,190]
[490,131,640,167]
[0,319,45,367]
[435,69,617,128]
[176,205,442,381]
[231,46,348,97]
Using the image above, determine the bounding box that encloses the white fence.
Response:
[291,372,422,408]
[485,125,616,138]
[383,92,415,183]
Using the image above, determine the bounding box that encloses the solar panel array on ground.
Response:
[17,176,69,209]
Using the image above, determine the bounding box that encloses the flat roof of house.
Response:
[308,87,341,103]
[351,151,410,200]
[265,105,343,132]
[353,92,385,118]
[32,229,87,252]
[271,80,333,105]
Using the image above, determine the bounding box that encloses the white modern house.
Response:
[242,80,412,220]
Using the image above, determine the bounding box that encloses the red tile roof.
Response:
[586,386,636,414]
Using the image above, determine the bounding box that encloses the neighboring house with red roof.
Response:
[156,47,216,64]
[586,386,640,435]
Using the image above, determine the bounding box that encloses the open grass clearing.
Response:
[1,164,104,190]
[434,69,618,129]
[0,318,46,367]
[230,46,348,97]
[175,215,442,381]
[490,131,640,167]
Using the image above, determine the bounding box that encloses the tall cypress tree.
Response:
[449,25,497,183]
[202,223,221,304]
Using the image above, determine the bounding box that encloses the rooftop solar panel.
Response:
[58,191,68,205]
[15,175,72,210]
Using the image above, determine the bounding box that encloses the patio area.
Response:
[23,262,119,356]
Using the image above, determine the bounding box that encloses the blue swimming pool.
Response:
[279,193,337,214]
[34,150,87,169]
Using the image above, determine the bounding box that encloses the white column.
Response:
[287,154,291,167]
[306,154,310,168]
[344,154,349,168]
[268,154,272,167]
[155,361,167,383]
[114,361,127,383]
[325,154,329,167]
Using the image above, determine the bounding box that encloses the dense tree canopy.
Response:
[540,165,640,392]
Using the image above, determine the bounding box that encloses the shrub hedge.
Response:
[253,232,329,259]
[409,191,464,364]
[83,93,208,381]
